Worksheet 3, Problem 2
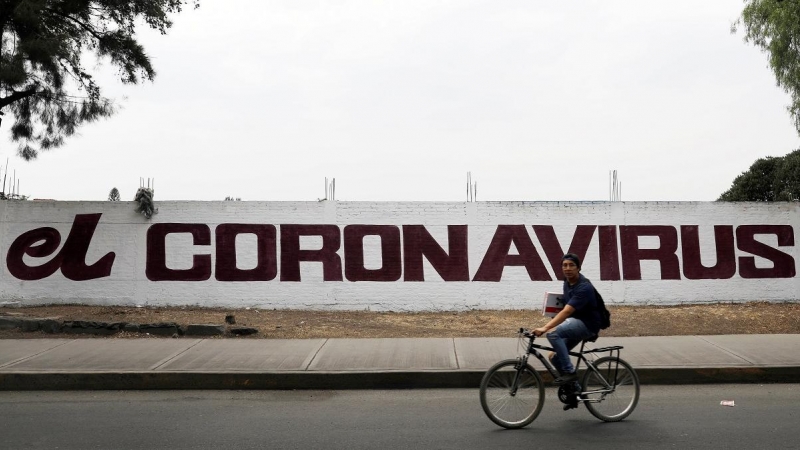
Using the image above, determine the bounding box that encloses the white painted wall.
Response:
[1,201,797,310]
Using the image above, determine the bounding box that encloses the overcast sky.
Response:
[3,0,800,202]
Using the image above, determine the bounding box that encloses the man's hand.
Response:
[535,305,575,337]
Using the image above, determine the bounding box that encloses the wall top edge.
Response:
[18,200,800,205]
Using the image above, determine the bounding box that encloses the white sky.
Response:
[3,0,800,202]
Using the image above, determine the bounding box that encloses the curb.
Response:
[2,367,798,390]
[0,371,487,391]
[635,366,800,384]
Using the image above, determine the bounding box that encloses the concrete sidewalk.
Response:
[1,334,799,390]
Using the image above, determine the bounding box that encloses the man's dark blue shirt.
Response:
[563,273,602,333]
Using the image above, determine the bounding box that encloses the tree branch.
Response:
[0,85,38,109]
[43,7,107,42]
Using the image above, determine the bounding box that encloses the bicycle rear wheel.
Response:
[479,359,545,429]
[582,356,639,422]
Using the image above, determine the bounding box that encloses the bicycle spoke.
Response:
[479,360,545,429]
[582,356,640,422]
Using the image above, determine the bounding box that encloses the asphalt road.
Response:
[1,385,798,449]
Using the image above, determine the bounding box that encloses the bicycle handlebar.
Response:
[519,328,535,338]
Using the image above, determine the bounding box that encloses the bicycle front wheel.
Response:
[582,356,640,422]
[479,359,545,429]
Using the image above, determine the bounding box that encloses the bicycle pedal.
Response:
[563,403,579,411]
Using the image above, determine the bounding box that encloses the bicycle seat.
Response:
[583,334,598,343]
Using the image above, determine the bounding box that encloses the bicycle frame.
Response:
[480,329,640,427]
[516,331,624,401]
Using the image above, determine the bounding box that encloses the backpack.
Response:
[593,288,611,330]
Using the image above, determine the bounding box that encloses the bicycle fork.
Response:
[509,355,530,396]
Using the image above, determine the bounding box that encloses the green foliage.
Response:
[734,0,800,135]
[718,149,800,201]
[0,192,28,200]
[774,150,800,200]
[108,187,120,201]
[0,0,198,160]
[134,186,156,218]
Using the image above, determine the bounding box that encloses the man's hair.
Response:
[562,253,581,269]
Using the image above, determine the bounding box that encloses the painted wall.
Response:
[1,201,798,311]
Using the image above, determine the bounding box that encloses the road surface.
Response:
[1,384,796,449]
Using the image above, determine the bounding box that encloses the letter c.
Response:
[146,224,212,281]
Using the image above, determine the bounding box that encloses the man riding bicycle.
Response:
[480,256,637,426]
[533,253,602,408]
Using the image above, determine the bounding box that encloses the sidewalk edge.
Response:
[2,366,798,390]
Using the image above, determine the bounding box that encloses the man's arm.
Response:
[533,305,575,336]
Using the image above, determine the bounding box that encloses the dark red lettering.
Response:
[280,225,343,281]
[6,213,115,281]
[343,225,401,281]
[473,225,551,281]
[681,226,736,279]
[215,224,277,282]
[598,225,621,281]
[620,226,680,280]
[59,214,116,281]
[146,224,211,281]
[736,225,796,278]
[7,227,63,280]
[533,225,596,280]
[402,225,469,281]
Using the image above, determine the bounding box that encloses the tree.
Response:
[718,149,800,201]
[734,0,800,135]
[108,187,119,201]
[773,149,800,200]
[0,0,198,160]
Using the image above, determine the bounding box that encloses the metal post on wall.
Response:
[609,170,622,201]
[467,172,477,202]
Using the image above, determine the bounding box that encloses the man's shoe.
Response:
[564,388,586,410]
[553,372,578,385]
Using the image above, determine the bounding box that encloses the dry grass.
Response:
[1,301,799,339]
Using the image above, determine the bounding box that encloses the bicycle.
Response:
[479,328,640,428]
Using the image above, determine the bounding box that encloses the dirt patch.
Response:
[1,301,798,339]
